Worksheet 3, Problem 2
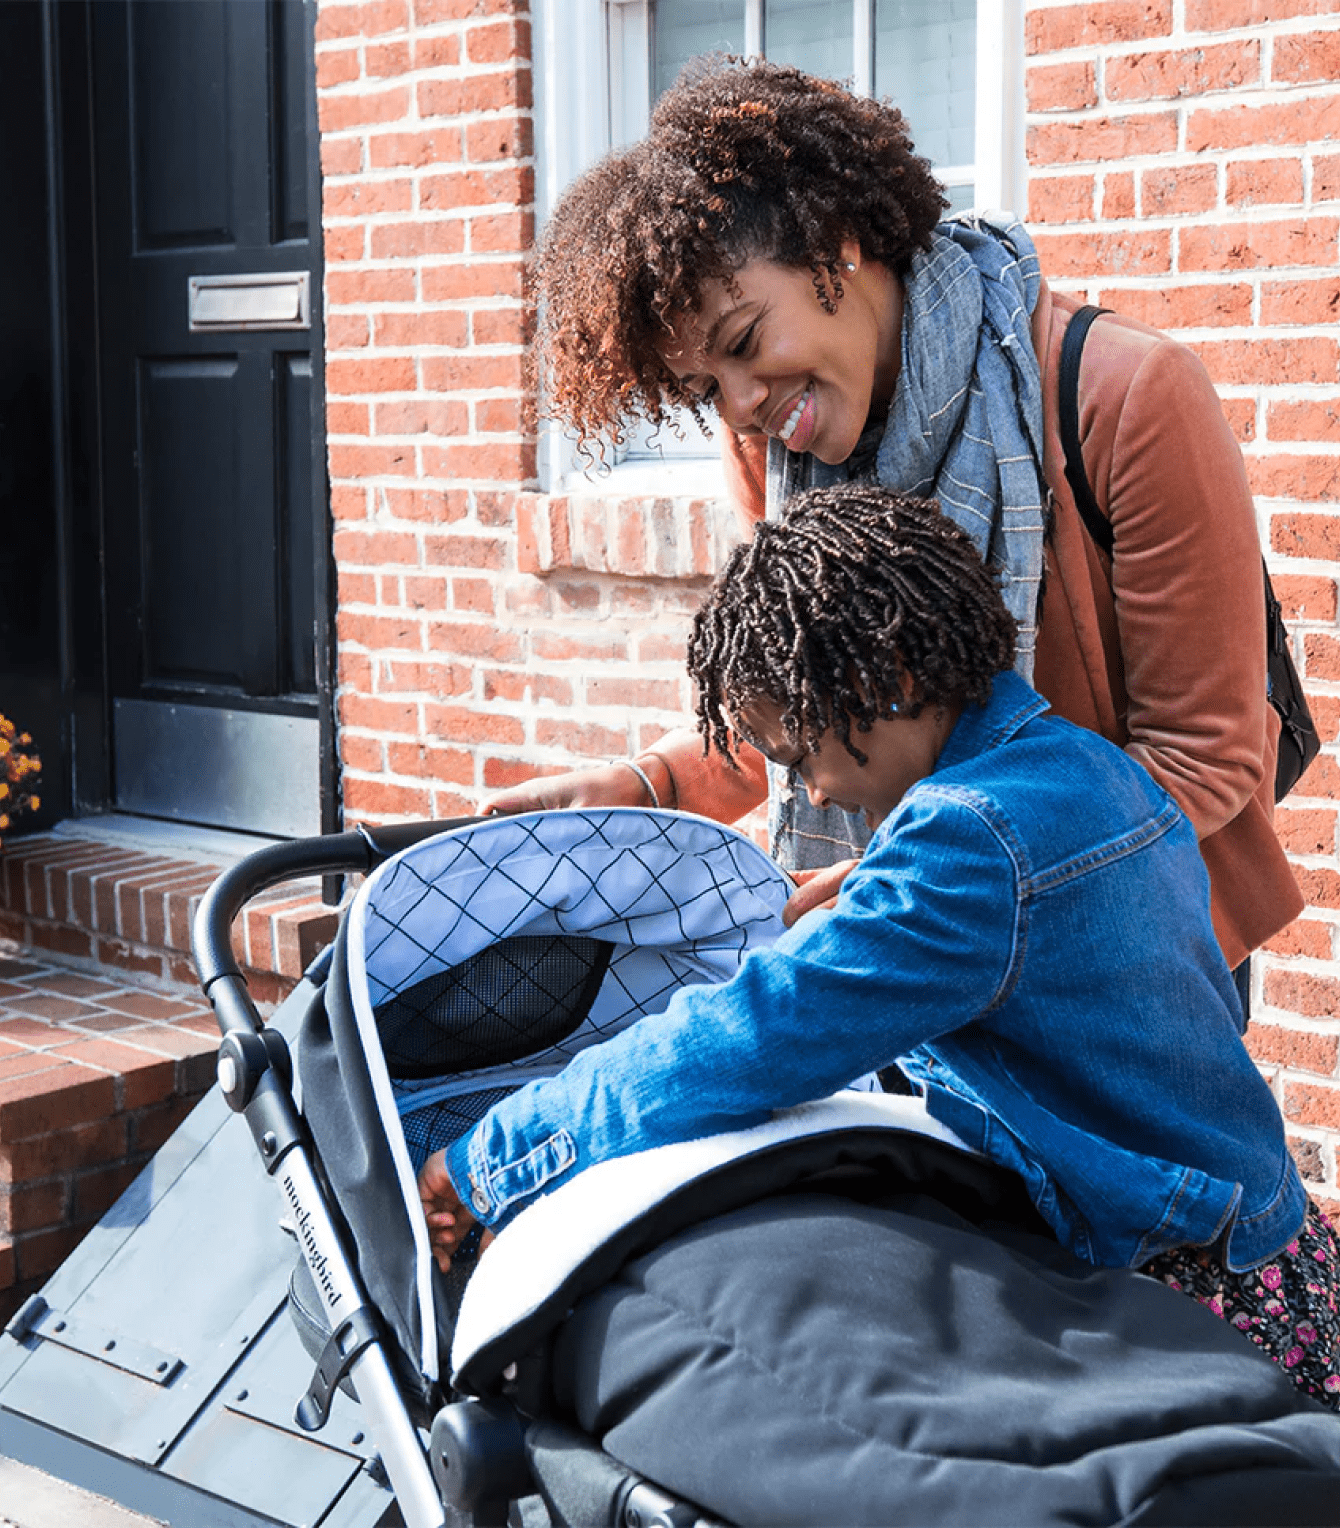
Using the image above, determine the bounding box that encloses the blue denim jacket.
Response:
[447,672,1305,1271]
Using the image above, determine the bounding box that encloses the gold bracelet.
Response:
[635,750,679,810]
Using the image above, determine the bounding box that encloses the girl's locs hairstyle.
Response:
[531,56,946,454]
[687,486,1017,765]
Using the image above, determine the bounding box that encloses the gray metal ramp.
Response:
[0,981,399,1528]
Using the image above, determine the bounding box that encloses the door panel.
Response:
[130,0,238,249]
[137,355,270,691]
[95,0,324,838]
[274,0,312,244]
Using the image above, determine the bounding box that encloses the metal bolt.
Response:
[104,1340,116,1352]
[236,1389,249,1402]
[53,1321,66,1333]
[261,1131,278,1157]
[352,1431,364,1446]
[156,1361,168,1373]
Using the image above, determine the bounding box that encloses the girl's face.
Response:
[735,694,959,830]
[657,245,903,466]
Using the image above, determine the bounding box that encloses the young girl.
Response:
[423,484,1340,1411]
[490,57,1299,1023]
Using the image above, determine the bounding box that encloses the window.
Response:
[534,0,1024,491]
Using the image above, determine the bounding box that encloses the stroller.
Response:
[194,809,1340,1528]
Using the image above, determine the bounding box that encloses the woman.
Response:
[427,487,1339,1408]
[493,57,1300,1006]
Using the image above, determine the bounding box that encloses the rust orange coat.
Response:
[721,278,1301,968]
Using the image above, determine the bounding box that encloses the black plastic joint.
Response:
[216,1030,272,1113]
[3,1294,48,1342]
[295,1307,379,1433]
[242,1073,306,1173]
[429,1397,531,1513]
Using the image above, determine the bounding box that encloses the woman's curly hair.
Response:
[533,57,946,455]
[688,485,1017,765]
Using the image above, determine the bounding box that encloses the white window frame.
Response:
[533,0,1024,494]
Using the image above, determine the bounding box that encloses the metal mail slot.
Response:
[188,270,311,332]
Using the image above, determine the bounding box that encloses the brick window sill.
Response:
[516,488,745,580]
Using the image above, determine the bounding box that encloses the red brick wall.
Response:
[315,0,1340,1195]
[314,0,733,828]
[1025,0,1340,1203]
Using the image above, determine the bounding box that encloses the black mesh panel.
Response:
[399,1086,517,1172]
[376,934,613,1079]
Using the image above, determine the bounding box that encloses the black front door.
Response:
[93,0,327,838]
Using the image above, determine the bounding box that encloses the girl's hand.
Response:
[418,1149,494,1272]
[782,858,859,927]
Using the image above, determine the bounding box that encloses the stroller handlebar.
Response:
[191,817,480,1036]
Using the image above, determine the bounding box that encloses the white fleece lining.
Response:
[451,1091,971,1380]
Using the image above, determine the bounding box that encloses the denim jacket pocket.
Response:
[471,1129,577,1219]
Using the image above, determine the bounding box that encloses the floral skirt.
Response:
[1141,1199,1340,1411]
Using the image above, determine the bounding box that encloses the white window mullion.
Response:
[535,0,611,225]
[745,0,765,57]
[972,0,1025,216]
[609,0,652,149]
[852,0,874,96]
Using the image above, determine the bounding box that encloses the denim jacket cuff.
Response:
[446,1124,579,1230]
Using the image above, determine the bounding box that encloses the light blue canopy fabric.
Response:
[348,808,792,1099]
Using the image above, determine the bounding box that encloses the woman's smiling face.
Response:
[657,246,903,466]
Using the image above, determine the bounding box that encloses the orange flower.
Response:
[0,713,41,842]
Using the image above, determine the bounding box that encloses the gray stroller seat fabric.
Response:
[553,1189,1340,1526]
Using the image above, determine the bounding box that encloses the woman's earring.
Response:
[844,261,856,272]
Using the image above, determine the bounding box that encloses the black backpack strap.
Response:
[1058,305,1112,558]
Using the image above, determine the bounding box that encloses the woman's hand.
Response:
[485,762,658,817]
[418,1149,493,1272]
[782,858,859,927]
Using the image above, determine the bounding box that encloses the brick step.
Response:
[0,822,341,1007]
[0,945,221,1321]
[0,820,344,1322]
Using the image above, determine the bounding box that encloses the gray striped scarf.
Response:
[764,214,1047,870]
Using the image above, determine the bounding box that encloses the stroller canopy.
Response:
[350,807,791,1088]
[302,809,793,1390]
